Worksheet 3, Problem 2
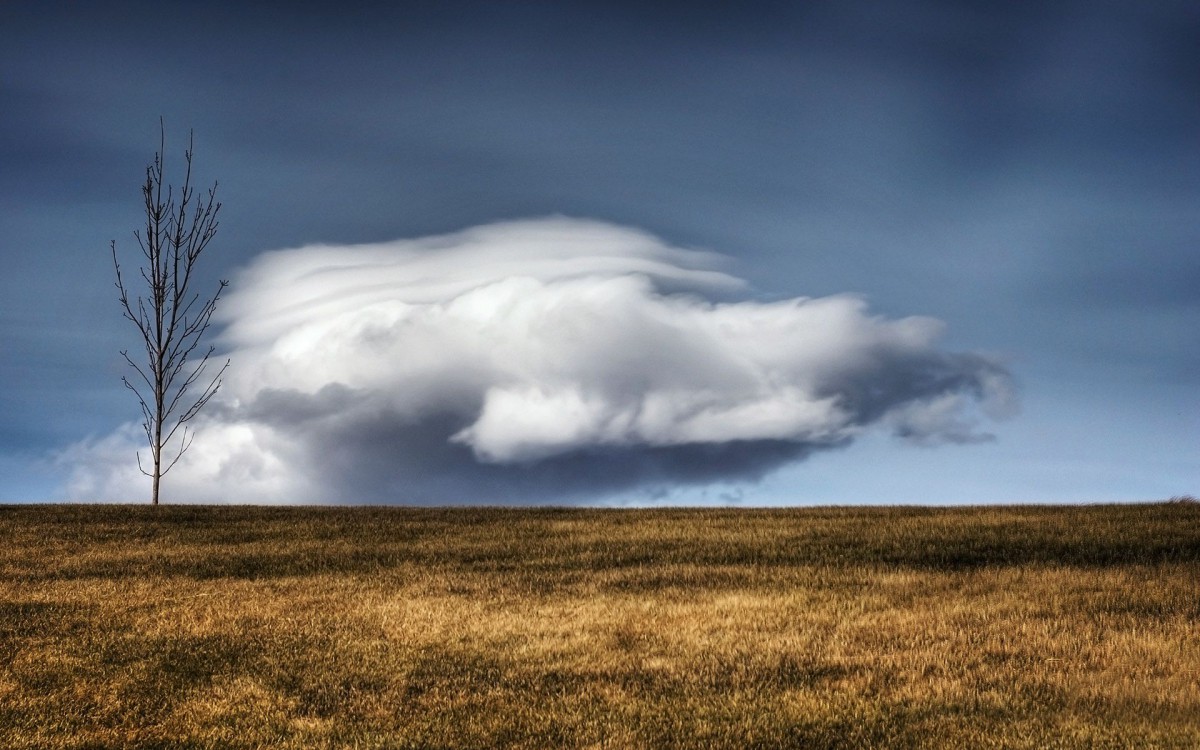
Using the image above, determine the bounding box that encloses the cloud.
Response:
[60,217,1015,504]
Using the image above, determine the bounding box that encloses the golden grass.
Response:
[1,503,1197,748]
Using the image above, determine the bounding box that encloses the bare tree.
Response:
[111,121,229,505]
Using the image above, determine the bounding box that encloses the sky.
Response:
[1,1,1196,505]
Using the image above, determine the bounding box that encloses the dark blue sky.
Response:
[1,1,1196,503]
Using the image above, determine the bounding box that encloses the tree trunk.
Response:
[151,435,161,505]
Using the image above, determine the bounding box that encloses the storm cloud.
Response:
[62,217,1014,504]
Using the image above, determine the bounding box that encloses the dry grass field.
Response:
[1,502,1197,749]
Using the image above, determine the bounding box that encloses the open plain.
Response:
[1,502,1197,749]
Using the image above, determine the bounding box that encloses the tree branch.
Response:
[111,120,228,504]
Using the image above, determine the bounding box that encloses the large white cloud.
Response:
[61,217,1014,504]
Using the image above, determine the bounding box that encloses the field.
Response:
[1,502,1198,749]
